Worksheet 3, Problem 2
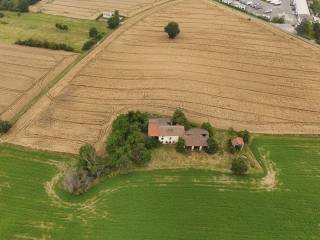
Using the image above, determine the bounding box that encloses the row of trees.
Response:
[15,38,74,51]
[82,27,105,51]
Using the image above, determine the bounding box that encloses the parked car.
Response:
[264,9,273,13]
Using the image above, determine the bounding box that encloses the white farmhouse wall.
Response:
[158,136,179,144]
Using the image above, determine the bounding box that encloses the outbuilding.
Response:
[183,128,209,151]
[231,137,245,150]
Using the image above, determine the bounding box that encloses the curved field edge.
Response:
[0,135,320,239]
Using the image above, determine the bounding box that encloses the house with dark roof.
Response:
[148,118,185,144]
[183,128,209,151]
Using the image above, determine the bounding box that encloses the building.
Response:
[183,128,209,151]
[293,0,310,22]
[102,11,113,19]
[231,137,245,150]
[148,118,185,144]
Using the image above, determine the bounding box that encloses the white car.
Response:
[273,0,282,5]
[264,9,273,13]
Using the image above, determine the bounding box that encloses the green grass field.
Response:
[0,136,319,239]
[0,11,108,51]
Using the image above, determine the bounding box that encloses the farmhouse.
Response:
[231,137,245,150]
[148,118,185,144]
[183,128,209,151]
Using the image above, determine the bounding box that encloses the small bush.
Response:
[206,137,219,154]
[55,23,69,31]
[82,39,97,51]
[0,12,5,18]
[271,16,285,24]
[176,138,186,153]
[231,157,248,175]
[0,120,12,134]
[145,137,160,149]
[238,130,250,143]
[89,27,99,38]
[164,21,180,39]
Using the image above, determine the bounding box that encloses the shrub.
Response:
[0,12,4,18]
[201,122,214,137]
[238,130,250,143]
[82,39,97,51]
[145,137,160,149]
[17,0,29,12]
[172,109,190,129]
[0,120,12,134]
[296,19,314,39]
[55,23,69,31]
[15,38,74,52]
[89,27,99,38]
[164,21,180,39]
[231,157,248,175]
[108,10,120,29]
[79,144,97,174]
[206,137,218,154]
[176,138,186,153]
[271,16,285,24]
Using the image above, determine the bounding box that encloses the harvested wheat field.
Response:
[0,43,77,121]
[31,0,163,19]
[6,0,320,154]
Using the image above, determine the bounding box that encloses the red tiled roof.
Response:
[231,137,244,146]
[148,122,160,136]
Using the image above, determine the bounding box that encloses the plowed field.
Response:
[7,0,320,154]
[0,43,77,121]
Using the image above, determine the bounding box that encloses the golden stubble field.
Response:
[6,0,320,154]
[0,43,77,121]
[31,0,163,19]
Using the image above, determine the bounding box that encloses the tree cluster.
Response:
[296,20,320,44]
[172,109,190,129]
[15,38,74,51]
[0,119,12,134]
[0,0,40,12]
[82,27,105,51]
[311,0,320,16]
[108,10,121,29]
[106,111,153,169]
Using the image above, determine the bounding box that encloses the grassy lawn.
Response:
[0,135,320,239]
[0,11,108,51]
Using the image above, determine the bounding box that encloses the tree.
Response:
[164,21,180,39]
[311,0,320,16]
[172,109,190,129]
[176,138,186,153]
[108,10,120,29]
[0,120,12,134]
[238,130,250,143]
[17,0,29,12]
[145,137,160,149]
[231,157,248,175]
[89,27,99,38]
[296,20,314,39]
[79,144,97,174]
[201,122,214,137]
[206,137,218,154]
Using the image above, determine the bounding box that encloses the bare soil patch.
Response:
[6,0,320,154]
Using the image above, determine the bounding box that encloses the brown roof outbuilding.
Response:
[183,128,209,147]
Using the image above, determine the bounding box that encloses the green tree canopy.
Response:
[206,137,218,154]
[231,157,248,175]
[201,122,214,137]
[79,144,97,174]
[172,109,190,129]
[176,138,186,153]
[164,21,180,39]
[108,10,120,29]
